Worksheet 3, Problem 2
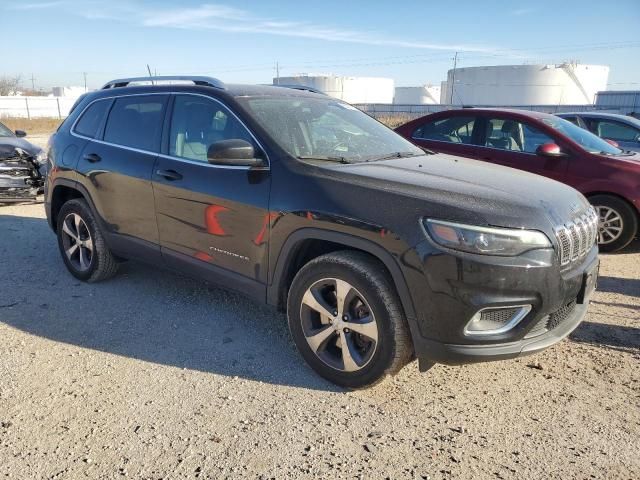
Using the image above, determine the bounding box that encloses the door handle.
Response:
[156,169,183,181]
[84,153,101,163]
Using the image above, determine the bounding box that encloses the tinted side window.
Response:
[594,120,639,142]
[561,116,579,126]
[169,95,254,162]
[103,95,167,151]
[484,118,554,154]
[413,116,476,144]
[74,99,110,138]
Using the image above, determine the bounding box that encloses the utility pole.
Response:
[449,52,458,105]
[30,73,36,91]
[275,61,280,85]
[83,72,88,92]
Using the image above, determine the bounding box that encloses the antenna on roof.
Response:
[146,64,154,85]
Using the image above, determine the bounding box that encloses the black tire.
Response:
[56,198,119,282]
[589,195,638,253]
[287,250,413,389]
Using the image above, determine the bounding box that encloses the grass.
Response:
[0,117,63,135]
[373,113,418,129]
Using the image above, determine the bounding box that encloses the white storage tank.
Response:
[274,75,394,104]
[440,63,609,105]
[394,85,441,104]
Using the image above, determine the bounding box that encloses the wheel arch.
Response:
[585,191,639,218]
[49,180,102,233]
[267,228,417,324]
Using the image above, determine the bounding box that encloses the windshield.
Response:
[541,117,622,155]
[237,96,423,162]
[0,122,14,137]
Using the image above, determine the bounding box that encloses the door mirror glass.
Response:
[536,143,564,157]
[14,130,27,138]
[207,139,265,167]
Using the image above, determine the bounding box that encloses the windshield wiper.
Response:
[297,155,351,164]
[365,151,423,162]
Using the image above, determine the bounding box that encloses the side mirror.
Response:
[207,139,266,168]
[604,138,619,148]
[536,143,565,157]
[15,130,27,138]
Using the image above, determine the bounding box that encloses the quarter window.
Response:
[103,95,167,151]
[484,118,554,154]
[74,99,110,139]
[412,116,476,144]
[169,95,254,163]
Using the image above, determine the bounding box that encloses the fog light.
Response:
[464,305,532,336]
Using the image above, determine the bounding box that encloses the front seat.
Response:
[495,120,522,151]
[180,104,215,161]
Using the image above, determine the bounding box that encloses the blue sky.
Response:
[2,0,639,90]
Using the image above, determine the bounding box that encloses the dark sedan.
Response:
[0,121,46,203]
[395,108,640,252]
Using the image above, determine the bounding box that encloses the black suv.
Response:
[45,76,599,388]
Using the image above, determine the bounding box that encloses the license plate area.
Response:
[577,261,599,304]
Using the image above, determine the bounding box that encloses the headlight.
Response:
[35,151,48,165]
[424,219,551,256]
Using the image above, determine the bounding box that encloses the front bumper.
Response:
[414,298,588,366]
[403,239,598,367]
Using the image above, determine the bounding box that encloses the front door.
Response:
[475,116,569,184]
[152,94,271,289]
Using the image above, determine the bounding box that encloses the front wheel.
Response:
[287,251,413,388]
[589,195,638,252]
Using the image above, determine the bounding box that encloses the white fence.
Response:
[0,96,79,119]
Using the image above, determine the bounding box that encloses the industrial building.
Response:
[394,85,441,104]
[440,63,609,106]
[273,74,394,104]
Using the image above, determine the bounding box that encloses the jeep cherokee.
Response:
[45,76,599,388]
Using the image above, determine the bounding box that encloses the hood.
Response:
[325,153,590,230]
[0,136,42,156]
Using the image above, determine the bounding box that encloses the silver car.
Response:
[556,112,640,153]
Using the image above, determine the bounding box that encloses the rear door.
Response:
[75,94,168,257]
[474,115,569,183]
[152,93,271,290]
[408,114,481,159]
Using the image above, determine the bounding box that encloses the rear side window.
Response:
[74,99,110,138]
[103,95,168,151]
[413,116,476,144]
[592,120,639,142]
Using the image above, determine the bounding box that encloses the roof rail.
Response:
[273,84,327,95]
[101,76,225,90]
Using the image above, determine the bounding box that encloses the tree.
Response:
[0,75,22,96]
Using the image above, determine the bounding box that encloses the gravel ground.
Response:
[1,203,638,480]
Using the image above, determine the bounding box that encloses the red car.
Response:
[395,108,640,251]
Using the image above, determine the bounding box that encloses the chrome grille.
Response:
[555,207,598,267]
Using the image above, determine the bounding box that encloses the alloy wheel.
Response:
[61,213,94,272]
[596,206,624,245]
[299,278,379,372]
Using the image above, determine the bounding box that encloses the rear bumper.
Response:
[414,299,588,366]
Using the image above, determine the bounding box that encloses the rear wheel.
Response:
[589,195,638,252]
[56,198,119,282]
[287,251,413,388]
